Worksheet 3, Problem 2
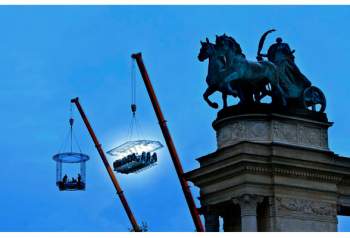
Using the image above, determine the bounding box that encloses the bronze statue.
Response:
[198,30,326,112]
[259,32,311,99]
[198,36,286,109]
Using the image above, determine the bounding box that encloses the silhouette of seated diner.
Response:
[57,173,85,190]
[113,152,158,174]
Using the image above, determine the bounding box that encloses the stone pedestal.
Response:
[185,105,350,232]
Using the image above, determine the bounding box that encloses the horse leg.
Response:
[228,80,246,105]
[222,93,228,108]
[235,83,253,105]
[203,87,219,109]
[236,88,247,105]
[245,88,255,104]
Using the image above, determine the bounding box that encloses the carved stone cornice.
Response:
[187,159,345,192]
[244,165,343,183]
[272,167,342,183]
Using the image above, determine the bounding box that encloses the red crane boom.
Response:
[71,97,140,232]
[131,53,205,232]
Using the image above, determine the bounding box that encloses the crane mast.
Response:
[71,97,141,232]
[131,53,205,232]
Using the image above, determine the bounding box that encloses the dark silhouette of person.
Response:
[63,174,68,184]
[147,152,151,162]
[152,153,157,162]
[264,37,311,97]
[77,174,81,183]
[266,37,295,63]
[141,152,146,162]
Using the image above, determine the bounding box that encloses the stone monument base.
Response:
[185,104,350,232]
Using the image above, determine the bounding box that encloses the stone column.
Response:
[233,194,264,232]
[203,206,220,232]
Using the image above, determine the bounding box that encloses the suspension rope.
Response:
[128,59,145,141]
[72,130,83,153]
[58,103,73,153]
[133,114,144,138]
[127,116,133,141]
[57,103,83,154]
[131,58,136,116]
[58,129,70,153]
[69,104,74,153]
[129,59,137,140]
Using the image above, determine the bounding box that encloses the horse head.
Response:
[198,38,216,62]
[215,34,245,58]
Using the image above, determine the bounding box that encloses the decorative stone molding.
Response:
[243,165,342,183]
[271,167,342,183]
[216,115,329,150]
[275,197,337,217]
[217,120,270,148]
[298,125,326,148]
[273,121,298,144]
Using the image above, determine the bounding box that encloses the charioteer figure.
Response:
[260,36,311,98]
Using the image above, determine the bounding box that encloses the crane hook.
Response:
[131,104,137,116]
[69,118,74,127]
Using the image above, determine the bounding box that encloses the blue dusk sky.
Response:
[0,5,349,232]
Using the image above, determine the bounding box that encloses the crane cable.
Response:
[128,59,144,140]
[131,57,137,116]
[69,105,74,153]
[58,104,83,154]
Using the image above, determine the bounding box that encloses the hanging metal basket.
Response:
[53,152,90,191]
[53,112,90,191]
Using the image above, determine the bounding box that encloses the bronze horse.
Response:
[198,35,287,108]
